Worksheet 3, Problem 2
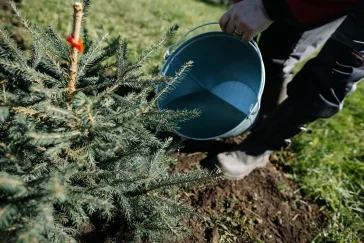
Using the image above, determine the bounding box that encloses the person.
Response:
[212,0,364,180]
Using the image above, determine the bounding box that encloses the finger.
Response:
[234,30,244,39]
[234,27,244,36]
[219,12,230,33]
[241,31,253,42]
[225,19,236,35]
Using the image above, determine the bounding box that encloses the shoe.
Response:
[215,138,272,180]
[212,98,313,180]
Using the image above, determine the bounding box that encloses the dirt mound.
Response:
[172,145,326,243]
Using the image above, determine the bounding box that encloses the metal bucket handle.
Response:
[164,21,259,59]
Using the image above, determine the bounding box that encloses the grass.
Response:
[7,0,226,71]
[3,0,364,241]
[283,47,364,243]
[279,83,364,242]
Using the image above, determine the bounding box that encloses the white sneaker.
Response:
[215,148,272,180]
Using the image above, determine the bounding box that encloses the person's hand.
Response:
[219,0,274,42]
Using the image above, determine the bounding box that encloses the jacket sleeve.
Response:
[261,0,360,23]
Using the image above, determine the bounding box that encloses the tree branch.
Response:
[0,80,6,104]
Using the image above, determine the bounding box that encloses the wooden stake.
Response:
[67,2,83,102]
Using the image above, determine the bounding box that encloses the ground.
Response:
[79,136,327,243]
[2,0,363,241]
[170,137,326,243]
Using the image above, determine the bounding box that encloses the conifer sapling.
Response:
[0,1,218,242]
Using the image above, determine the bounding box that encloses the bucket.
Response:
[157,22,265,140]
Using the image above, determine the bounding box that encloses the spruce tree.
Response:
[0,1,217,242]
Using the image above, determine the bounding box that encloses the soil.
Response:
[170,136,327,243]
[79,135,327,243]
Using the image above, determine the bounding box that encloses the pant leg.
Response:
[258,17,345,115]
[287,9,364,120]
[244,8,364,150]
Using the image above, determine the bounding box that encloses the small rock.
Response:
[280,201,290,213]
[211,227,220,243]
[274,217,283,226]
[206,227,220,243]
[278,218,283,226]
[270,154,279,162]
[256,218,264,224]
[79,223,95,234]
[216,186,225,195]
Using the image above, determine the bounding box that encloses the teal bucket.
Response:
[157,22,265,140]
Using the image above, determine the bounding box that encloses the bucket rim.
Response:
[157,30,266,140]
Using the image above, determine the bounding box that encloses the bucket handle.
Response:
[164,21,259,59]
